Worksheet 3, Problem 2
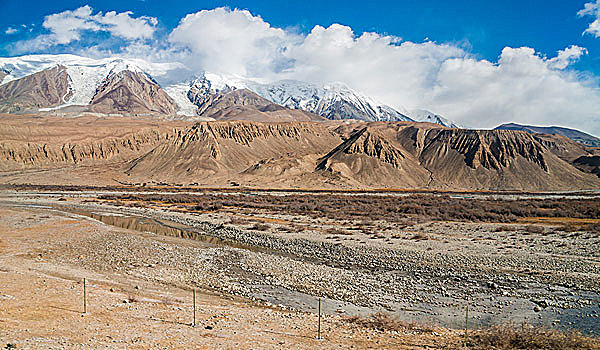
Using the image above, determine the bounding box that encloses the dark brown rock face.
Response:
[90,70,178,115]
[0,65,72,113]
[189,87,325,122]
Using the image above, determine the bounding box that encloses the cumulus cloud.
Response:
[5,27,17,35]
[548,45,588,69]
[16,5,157,51]
[166,8,600,135]
[578,0,600,37]
[4,6,600,136]
[169,8,297,78]
[426,47,600,133]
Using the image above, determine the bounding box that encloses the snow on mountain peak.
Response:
[0,54,458,126]
[408,109,459,128]
[0,54,185,110]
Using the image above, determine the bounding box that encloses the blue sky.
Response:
[1,0,598,72]
[1,0,600,135]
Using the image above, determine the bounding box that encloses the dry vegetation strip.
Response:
[97,193,600,227]
[344,314,600,350]
[468,323,600,350]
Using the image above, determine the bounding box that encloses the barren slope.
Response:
[125,120,341,186]
[89,70,178,115]
[0,116,598,190]
[0,65,72,113]
[0,115,190,171]
[316,126,430,188]
[415,128,599,190]
[191,88,326,122]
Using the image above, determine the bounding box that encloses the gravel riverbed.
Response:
[2,190,600,336]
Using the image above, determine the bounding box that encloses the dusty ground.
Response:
[0,206,460,349]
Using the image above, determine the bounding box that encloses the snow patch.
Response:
[163,83,198,116]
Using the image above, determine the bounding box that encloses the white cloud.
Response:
[169,7,296,79]
[165,8,600,136]
[4,6,600,136]
[425,47,600,134]
[5,27,17,35]
[91,10,158,40]
[578,1,600,37]
[17,5,158,51]
[548,45,588,69]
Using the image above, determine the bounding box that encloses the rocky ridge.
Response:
[1,116,599,191]
[90,70,178,115]
[0,65,72,113]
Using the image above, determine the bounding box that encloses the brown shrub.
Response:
[560,224,580,232]
[97,193,600,225]
[325,227,350,235]
[228,217,250,225]
[250,223,270,231]
[587,223,600,234]
[494,225,514,232]
[525,225,544,234]
[410,233,430,241]
[469,323,599,350]
[344,312,435,333]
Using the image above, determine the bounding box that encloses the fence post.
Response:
[318,298,322,340]
[464,304,469,346]
[193,288,196,327]
[83,278,87,314]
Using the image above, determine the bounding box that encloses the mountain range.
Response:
[0,54,456,126]
[0,114,598,190]
[0,54,599,191]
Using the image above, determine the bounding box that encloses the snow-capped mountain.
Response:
[184,74,416,122]
[0,54,186,113]
[407,109,459,128]
[0,54,457,126]
[246,80,413,122]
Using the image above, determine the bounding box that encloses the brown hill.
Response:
[316,126,431,188]
[0,65,71,113]
[0,69,7,82]
[573,156,600,178]
[0,116,599,190]
[317,122,600,190]
[124,121,340,186]
[89,70,178,115]
[0,115,188,172]
[531,133,594,162]
[413,128,596,190]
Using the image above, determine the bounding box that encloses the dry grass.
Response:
[410,232,430,241]
[468,323,600,350]
[325,227,351,236]
[344,314,600,350]
[343,312,436,334]
[227,216,250,226]
[97,193,600,226]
